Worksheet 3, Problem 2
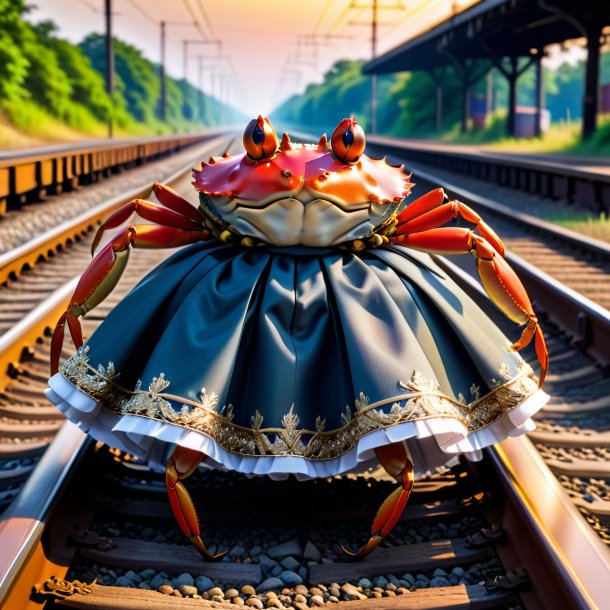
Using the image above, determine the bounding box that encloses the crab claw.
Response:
[331,117,365,163]
[50,224,207,375]
[392,227,548,386]
[243,116,278,160]
[341,442,414,560]
[166,446,227,561]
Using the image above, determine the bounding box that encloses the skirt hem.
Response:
[46,373,549,480]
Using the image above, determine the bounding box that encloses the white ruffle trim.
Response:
[46,373,548,480]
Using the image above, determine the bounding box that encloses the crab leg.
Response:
[50,224,208,374]
[391,227,548,385]
[395,189,504,256]
[91,199,202,254]
[166,445,227,561]
[153,182,203,223]
[341,442,414,559]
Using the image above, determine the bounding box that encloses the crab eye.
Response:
[243,116,279,160]
[331,118,365,163]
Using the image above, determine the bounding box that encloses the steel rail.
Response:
[367,134,610,214]
[400,163,610,370]
[0,134,235,607]
[0,130,225,214]
[436,256,610,609]
[0,132,229,286]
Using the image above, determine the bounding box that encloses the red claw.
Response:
[390,188,548,386]
[51,182,210,375]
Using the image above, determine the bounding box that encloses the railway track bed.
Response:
[1,132,610,608]
[31,442,547,609]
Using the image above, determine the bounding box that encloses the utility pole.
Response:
[160,21,166,121]
[198,56,204,122]
[105,0,114,138]
[348,1,404,133]
[371,0,378,134]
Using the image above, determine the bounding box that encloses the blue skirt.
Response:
[47,241,547,478]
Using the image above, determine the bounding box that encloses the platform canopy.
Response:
[363,0,608,138]
[363,0,584,74]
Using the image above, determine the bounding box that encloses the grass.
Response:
[0,98,210,149]
[439,111,610,157]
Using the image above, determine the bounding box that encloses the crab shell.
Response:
[192,133,412,248]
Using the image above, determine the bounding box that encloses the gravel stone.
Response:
[232,598,245,607]
[430,577,451,587]
[267,540,301,560]
[294,593,307,603]
[280,556,300,571]
[451,567,465,576]
[401,573,415,585]
[230,544,246,558]
[158,584,173,595]
[310,594,325,606]
[115,576,132,587]
[302,541,321,562]
[295,584,308,596]
[298,566,308,580]
[373,576,388,588]
[140,569,156,579]
[150,575,170,590]
[207,587,224,597]
[271,565,282,577]
[258,555,278,576]
[358,578,372,589]
[294,603,308,610]
[225,588,239,598]
[258,577,284,591]
[172,573,194,588]
[245,599,264,609]
[250,545,263,556]
[179,585,198,596]
[265,599,282,608]
[328,595,339,603]
[124,570,141,583]
[137,582,151,590]
[241,585,257,595]
[195,575,214,593]
[279,570,303,586]
[340,583,366,601]
[309,587,323,596]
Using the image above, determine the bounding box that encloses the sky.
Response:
[28,0,482,115]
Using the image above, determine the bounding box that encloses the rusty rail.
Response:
[0,131,224,214]
[367,135,610,214]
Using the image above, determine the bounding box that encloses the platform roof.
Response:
[363,0,584,74]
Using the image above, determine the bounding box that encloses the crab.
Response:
[50,116,548,561]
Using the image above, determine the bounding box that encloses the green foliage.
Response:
[273,53,609,154]
[0,6,232,144]
[0,0,31,101]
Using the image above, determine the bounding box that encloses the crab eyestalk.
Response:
[331,117,365,163]
[243,115,279,160]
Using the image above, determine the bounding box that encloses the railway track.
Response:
[0,133,231,511]
[0,132,609,608]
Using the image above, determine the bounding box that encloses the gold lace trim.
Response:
[60,347,538,460]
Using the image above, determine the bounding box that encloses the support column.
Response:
[583,25,601,138]
[538,0,604,140]
[534,52,544,137]
[428,66,446,132]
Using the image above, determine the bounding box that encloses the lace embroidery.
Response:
[60,347,538,460]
